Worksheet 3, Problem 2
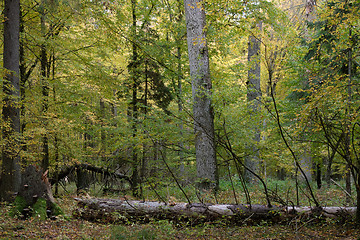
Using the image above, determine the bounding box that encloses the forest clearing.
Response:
[1,0,360,238]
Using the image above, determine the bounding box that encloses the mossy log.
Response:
[74,198,357,224]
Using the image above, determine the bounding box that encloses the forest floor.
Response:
[1,196,360,239]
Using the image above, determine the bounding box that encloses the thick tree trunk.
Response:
[75,198,281,223]
[40,0,50,171]
[0,0,22,201]
[76,168,90,192]
[299,147,313,182]
[176,0,185,177]
[19,165,55,206]
[245,22,262,182]
[129,0,140,197]
[74,198,356,224]
[325,142,339,187]
[184,0,218,190]
[16,165,59,219]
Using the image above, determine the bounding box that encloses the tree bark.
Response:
[129,0,140,197]
[40,0,50,171]
[0,0,22,201]
[19,165,55,207]
[299,147,313,182]
[176,0,185,177]
[245,22,262,182]
[76,168,90,192]
[184,0,218,190]
[74,198,356,224]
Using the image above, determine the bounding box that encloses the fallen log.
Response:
[73,198,357,225]
[285,206,356,218]
[50,163,132,185]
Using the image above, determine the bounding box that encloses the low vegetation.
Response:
[1,179,359,239]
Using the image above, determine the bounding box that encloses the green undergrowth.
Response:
[57,178,356,207]
[32,198,47,220]
[1,194,360,239]
[9,196,65,220]
[10,196,28,218]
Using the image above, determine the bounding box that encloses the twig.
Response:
[330,178,354,203]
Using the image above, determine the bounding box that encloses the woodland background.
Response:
[0,0,360,238]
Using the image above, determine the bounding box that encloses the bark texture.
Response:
[0,0,22,201]
[18,165,55,206]
[75,198,281,223]
[184,0,217,189]
[74,198,356,224]
[245,22,262,182]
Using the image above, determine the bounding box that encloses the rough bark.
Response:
[184,0,217,190]
[76,168,90,192]
[0,0,22,201]
[74,198,281,224]
[299,147,313,182]
[245,22,262,182]
[74,198,356,224]
[129,0,140,197]
[15,165,61,220]
[18,165,55,206]
[40,0,50,171]
[176,0,185,177]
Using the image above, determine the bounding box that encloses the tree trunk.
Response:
[0,0,22,201]
[356,171,360,223]
[19,165,55,206]
[40,1,50,171]
[74,198,356,224]
[245,22,262,182]
[184,0,218,190]
[76,168,90,193]
[176,0,185,177]
[16,165,58,219]
[299,147,313,182]
[129,0,140,197]
[325,142,339,187]
[99,98,106,159]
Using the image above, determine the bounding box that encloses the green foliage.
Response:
[50,202,64,217]
[10,196,27,218]
[32,198,47,220]
[110,225,128,240]
[111,225,157,240]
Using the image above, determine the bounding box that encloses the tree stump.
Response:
[13,165,60,219]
